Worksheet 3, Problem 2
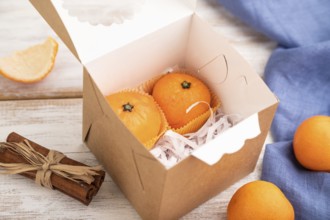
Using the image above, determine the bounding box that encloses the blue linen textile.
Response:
[265,43,330,141]
[217,0,330,219]
[216,0,330,47]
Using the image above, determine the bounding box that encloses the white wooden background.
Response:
[0,1,276,219]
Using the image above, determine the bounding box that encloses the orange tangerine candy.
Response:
[227,180,295,220]
[106,91,162,149]
[293,115,330,172]
[152,72,211,129]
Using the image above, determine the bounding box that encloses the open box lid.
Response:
[30,0,196,64]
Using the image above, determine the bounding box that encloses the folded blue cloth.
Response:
[217,0,330,219]
[265,42,330,141]
[216,0,330,48]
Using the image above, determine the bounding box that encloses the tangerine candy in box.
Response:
[151,71,221,134]
[105,90,168,150]
[30,0,279,219]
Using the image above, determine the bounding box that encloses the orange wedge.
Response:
[0,37,58,83]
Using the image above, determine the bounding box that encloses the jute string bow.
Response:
[0,140,102,189]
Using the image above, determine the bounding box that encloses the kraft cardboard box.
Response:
[30,0,278,219]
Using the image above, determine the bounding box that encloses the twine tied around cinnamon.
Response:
[0,140,103,189]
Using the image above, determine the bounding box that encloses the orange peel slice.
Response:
[0,37,58,83]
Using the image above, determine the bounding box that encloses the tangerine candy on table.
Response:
[0,37,58,83]
[293,115,330,172]
[106,91,162,149]
[152,72,211,129]
[227,180,295,220]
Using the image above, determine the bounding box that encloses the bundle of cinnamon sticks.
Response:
[0,132,105,205]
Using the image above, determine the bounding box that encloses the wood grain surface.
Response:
[0,0,276,219]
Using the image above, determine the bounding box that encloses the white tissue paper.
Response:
[150,108,241,169]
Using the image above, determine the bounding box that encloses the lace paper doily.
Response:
[62,0,145,26]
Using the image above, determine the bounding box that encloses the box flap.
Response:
[30,0,196,64]
[30,0,80,61]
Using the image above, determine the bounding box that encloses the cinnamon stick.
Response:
[0,132,105,205]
